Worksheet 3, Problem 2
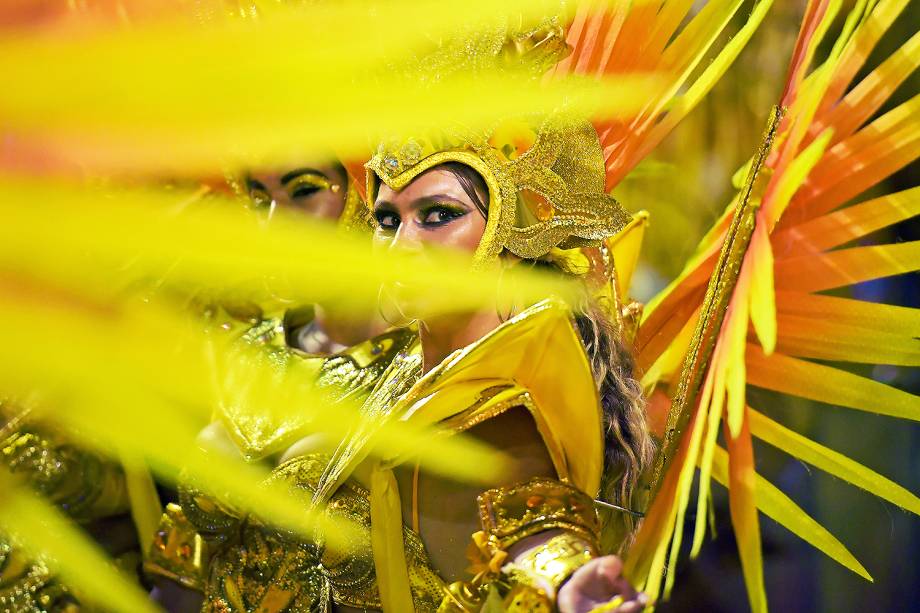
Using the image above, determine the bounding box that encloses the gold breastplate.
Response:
[201,454,445,613]
[216,316,418,462]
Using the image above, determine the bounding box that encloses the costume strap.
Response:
[369,464,414,612]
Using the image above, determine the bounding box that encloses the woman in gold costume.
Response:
[150,43,667,613]
[145,159,435,607]
[0,159,376,612]
[142,5,680,609]
[152,139,654,613]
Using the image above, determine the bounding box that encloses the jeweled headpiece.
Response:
[367,116,631,266]
[364,12,632,268]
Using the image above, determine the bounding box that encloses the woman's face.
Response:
[372,166,488,320]
[372,167,487,255]
[245,164,347,221]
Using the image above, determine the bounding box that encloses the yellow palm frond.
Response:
[0,0,663,176]
[0,181,546,550]
[0,179,575,318]
[709,446,871,580]
[628,0,920,609]
[552,0,774,191]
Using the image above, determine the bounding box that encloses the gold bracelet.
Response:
[439,479,602,612]
[502,531,596,601]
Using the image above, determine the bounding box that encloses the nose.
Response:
[270,186,292,209]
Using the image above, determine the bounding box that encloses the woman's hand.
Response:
[557,555,649,613]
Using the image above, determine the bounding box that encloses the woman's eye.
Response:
[291,185,321,199]
[421,206,463,226]
[286,174,331,200]
[375,210,400,230]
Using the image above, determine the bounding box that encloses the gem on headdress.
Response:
[536,201,554,221]
[521,189,555,222]
[384,156,399,172]
[401,140,423,166]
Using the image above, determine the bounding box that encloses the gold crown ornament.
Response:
[366,116,632,268]
[363,8,653,335]
[364,6,633,269]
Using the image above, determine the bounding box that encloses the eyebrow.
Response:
[373,195,472,210]
[280,167,325,185]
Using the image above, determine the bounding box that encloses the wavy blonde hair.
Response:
[572,296,655,553]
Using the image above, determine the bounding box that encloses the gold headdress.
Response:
[365,14,631,268]
[367,116,631,266]
[363,0,772,284]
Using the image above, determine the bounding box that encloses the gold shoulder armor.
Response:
[1,403,128,522]
[216,312,417,461]
[387,299,605,496]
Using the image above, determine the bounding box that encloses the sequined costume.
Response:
[144,315,419,603]
[150,297,609,612]
[0,402,136,612]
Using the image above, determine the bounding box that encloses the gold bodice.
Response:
[213,309,418,462]
[151,298,608,612]
[198,454,444,612]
